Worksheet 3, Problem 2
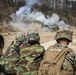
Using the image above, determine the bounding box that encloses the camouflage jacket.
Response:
[0,55,16,75]
[14,44,45,75]
[0,56,6,74]
[3,43,20,75]
[0,52,17,75]
[55,44,76,72]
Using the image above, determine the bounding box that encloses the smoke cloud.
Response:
[5,0,70,32]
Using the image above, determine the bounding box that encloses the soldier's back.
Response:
[15,44,45,75]
[38,44,76,75]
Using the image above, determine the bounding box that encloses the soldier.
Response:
[4,32,27,57]
[15,31,45,75]
[0,35,6,75]
[0,56,6,75]
[38,30,76,75]
[3,32,28,75]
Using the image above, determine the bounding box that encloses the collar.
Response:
[55,43,68,48]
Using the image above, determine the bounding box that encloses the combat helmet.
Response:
[15,32,27,43]
[27,31,40,42]
[55,30,73,42]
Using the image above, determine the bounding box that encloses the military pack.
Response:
[38,45,75,75]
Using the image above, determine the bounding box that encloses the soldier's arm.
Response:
[65,49,76,73]
[34,46,45,62]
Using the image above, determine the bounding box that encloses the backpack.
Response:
[38,45,74,75]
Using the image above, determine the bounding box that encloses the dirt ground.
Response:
[2,26,76,54]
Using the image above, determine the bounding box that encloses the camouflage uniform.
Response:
[3,32,28,75]
[38,30,76,75]
[15,31,45,75]
[0,51,7,75]
[4,32,27,57]
[55,30,76,75]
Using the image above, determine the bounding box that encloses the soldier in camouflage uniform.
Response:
[15,31,45,75]
[0,55,6,75]
[3,32,28,75]
[4,32,27,57]
[38,30,76,75]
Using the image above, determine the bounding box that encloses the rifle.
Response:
[4,41,14,57]
[6,40,24,57]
